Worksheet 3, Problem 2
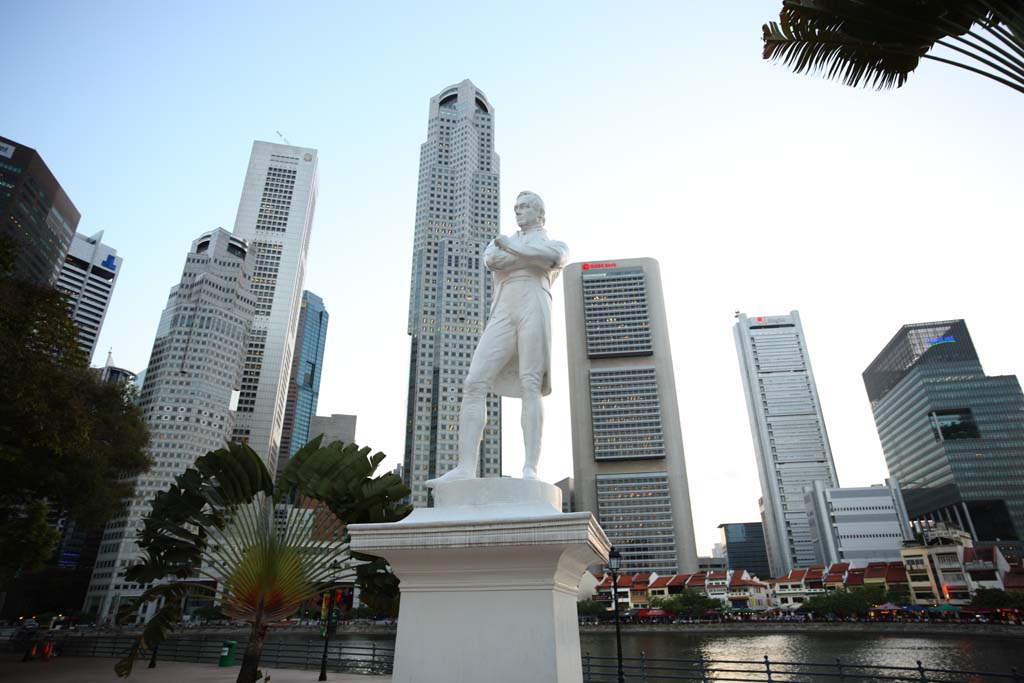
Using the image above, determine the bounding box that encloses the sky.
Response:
[5,1,1023,557]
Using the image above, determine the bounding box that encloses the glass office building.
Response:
[278,290,329,476]
[863,320,1024,554]
[0,135,80,284]
[718,522,772,580]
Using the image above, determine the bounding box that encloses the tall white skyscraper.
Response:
[85,229,255,619]
[734,311,839,576]
[57,230,121,364]
[230,141,319,475]
[403,80,502,506]
[563,258,698,574]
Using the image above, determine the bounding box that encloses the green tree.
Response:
[762,1,1024,94]
[804,589,872,617]
[0,237,150,585]
[651,590,724,618]
[577,599,609,618]
[114,438,410,683]
[885,583,911,605]
[971,586,1024,608]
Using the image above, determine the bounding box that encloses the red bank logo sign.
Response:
[582,262,616,270]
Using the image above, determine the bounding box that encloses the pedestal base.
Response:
[349,478,610,683]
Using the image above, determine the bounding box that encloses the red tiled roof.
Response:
[864,565,888,580]
[829,563,850,572]
[633,572,652,581]
[885,564,908,583]
[649,576,672,589]
[667,574,692,587]
[730,576,766,588]
[805,568,824,580]
[708,571,728,580]
[790,569,808,581]
[845,570,865,587]
[824,573,845,583]
[686,575,707,587]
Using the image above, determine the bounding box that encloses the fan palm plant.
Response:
[114,437,410,683]
[762,0,1024,94]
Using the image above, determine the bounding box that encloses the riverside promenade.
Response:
[0,656,391,683]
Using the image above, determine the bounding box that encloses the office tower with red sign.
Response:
[563,257,698,574]
[734,311,840,577]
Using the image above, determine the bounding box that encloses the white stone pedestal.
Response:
[348,478,610,683]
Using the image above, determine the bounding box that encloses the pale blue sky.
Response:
[6,0,1022,554]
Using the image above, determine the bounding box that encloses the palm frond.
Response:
[763,0,1024,93]
[763,12,922,89]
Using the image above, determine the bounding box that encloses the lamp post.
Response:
[608,547,625,683]
[319,560,341,682]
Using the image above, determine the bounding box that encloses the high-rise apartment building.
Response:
[277,291,328,475]
[804,479,913,566]
[0,135,80,284]
[718,522,772,580]
[863,320,1024,553]
[734,311,839,576]
[403,80,502,505]
[85,228,255,619]
[57,231,121,363]
[564,258,698,574]
[230,142,319,476]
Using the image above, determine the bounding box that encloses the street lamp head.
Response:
[608,547,622,572]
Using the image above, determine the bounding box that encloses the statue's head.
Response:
[514,191,545,230]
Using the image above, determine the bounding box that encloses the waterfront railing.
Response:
[6,635,394,675]
[6,636,1023,682]
[581,651,1023,683]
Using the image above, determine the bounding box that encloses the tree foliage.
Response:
[762,0,1024,94]
[0,236,150,585]
[971,587,1024,608]
[651,589,725,618]
[114,437,410,683]
[803,585,910,617]
[577,599,610,617]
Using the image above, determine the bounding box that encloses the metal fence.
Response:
[7,635,393,675]
[8,637,1023,682]
[580,652,1023,683]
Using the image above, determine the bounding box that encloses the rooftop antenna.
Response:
[276,130,291,145]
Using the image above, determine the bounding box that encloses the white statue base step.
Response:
[349,478,610,683]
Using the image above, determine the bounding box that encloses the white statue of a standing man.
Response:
[428,191,569,485]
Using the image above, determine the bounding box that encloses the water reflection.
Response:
[578,632,1023,673]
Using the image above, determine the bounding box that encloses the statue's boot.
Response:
[522,451,539,480]
[425,461,477,487]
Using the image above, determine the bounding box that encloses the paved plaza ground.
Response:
[0,656,391,682]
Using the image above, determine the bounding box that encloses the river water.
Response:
[576,631,1024,674]
[322,629,1023,674]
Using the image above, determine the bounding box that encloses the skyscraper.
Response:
[277,290,328,475]
[734,311,839,576]
[85,228,255,619]
[564,258,698,574]
[718,522,771,580]
[403,80,502,506]
[57,231,121,364]
[863,320,1024,552]
[0,135,80,284]
[230,141,319,476]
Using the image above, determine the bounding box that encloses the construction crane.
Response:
[275,130,291,145]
